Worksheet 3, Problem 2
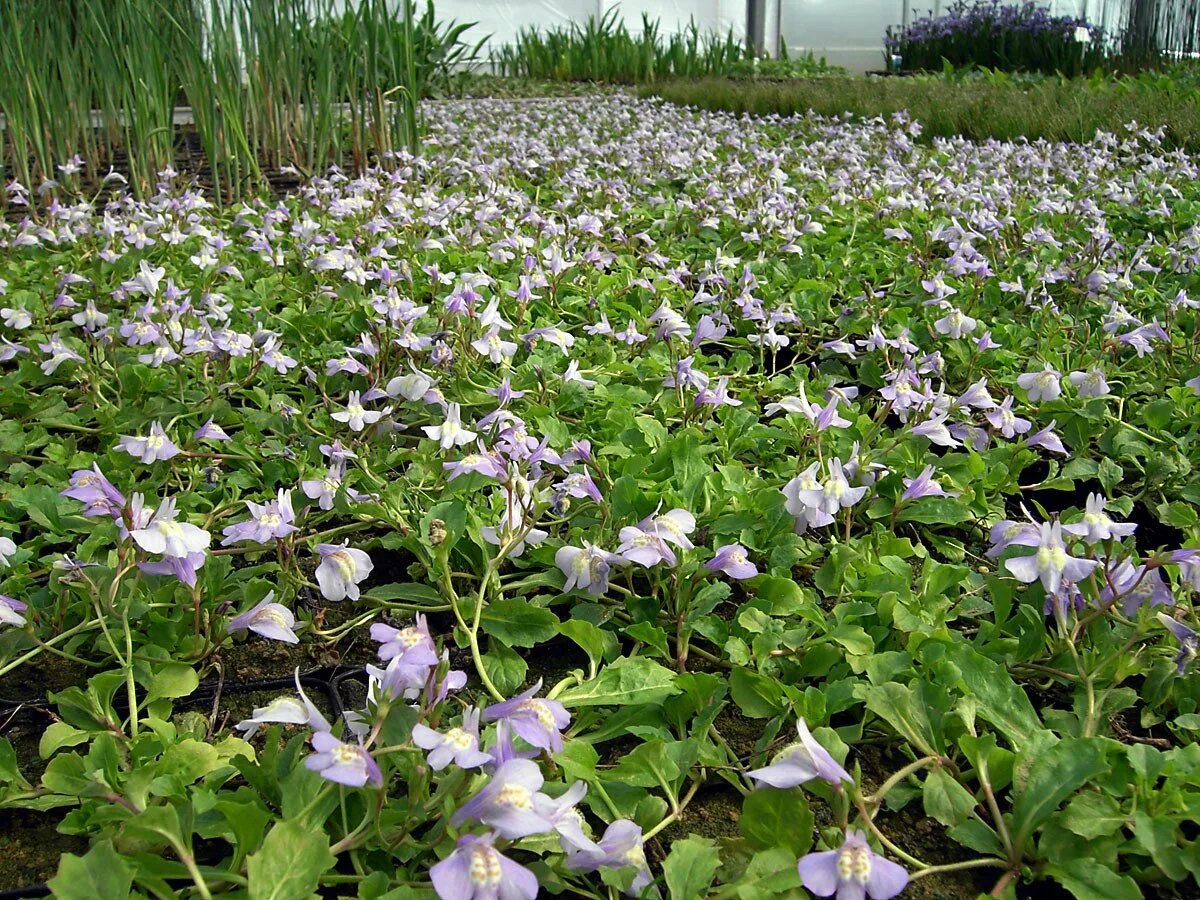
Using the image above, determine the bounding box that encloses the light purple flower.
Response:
[370,614,439,665]
[706,544,758,580]
[332,391,391,432]
[235,670,330,739]
[412,707,492,771]
[797,459,868,517]
[130,496,210,558]
[444,451,507,482]
[783,463,836,534]
[301,467,343,511]
[1003,522,1099,594]
[117,422,179,463]
[315,543,373,602]
[564,819,652,895]
[1026,420,1068,455]
[0,595,27,627]
[616,526,676,568]
[423,403,477,449]
[305,731,382,787]
[1068,369,1109,398]
[451,759,553,839]
[1101,560,1173,616]
[933,306,976,338]
[532,782,596,852]
[1062,494,1136,544]
[986,517,1041,558]
[227,592,299,644]
[1157,612,1198,675]
[429,832,538,900]
[747,719,852,788]
[1017,365,1062,403]
[367,655,434,701]
[985,396,1031,439]
[557,542,623,594]
[482,680,570,753]
[221,489,298,545]
[798,829,908,900]
[194,419,231,442]
[139,552,207,587]
[900,466,959,502]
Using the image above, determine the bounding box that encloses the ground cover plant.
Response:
[0,93,1198,899]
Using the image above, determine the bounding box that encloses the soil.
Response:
[0,810,85,890]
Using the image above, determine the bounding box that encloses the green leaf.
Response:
[1097,457,1123,495]
[1061,792,1126,840]
[729,667,786,718]
[740,789,814,856]
[1045,859,1141,900]
[144,662,199,702]
[663,836,721,900]
[364,583,443,604]
[936,643,1041,747]
[247,820,336,900]
[558,619,619,669]
[0,737,30,788]
[39,723,90,760]
[557,657,679,708]
[480,598,560,647]
[481,639,528,697]
[727,847,803,898]
[1012,738,1108,853]
[1133,811,1188,880]
[610,741,682,788]
[860,683,941,756]
[922,767,977,828]
[48,839,134,900]
[897,497,969,524]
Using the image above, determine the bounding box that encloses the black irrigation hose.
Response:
[0,885,49,898]
[0,663,373,734]
[0,662,376,896]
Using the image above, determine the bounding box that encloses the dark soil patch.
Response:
[0,810,85,890]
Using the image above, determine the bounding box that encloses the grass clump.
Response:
[645,72,1200,150]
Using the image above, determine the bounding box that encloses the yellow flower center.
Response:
[468,847,503,888]
[496,784,532,810]
[519,699,557,729]
[837,846,872,885]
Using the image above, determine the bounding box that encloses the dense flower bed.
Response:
[885,0,1107,73]
[0,95,1198,897]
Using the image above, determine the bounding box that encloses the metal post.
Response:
[746,0,766,55]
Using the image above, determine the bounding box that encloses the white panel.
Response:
[597,0,739,35]
[782,0,901,54]
[438,0,601,50]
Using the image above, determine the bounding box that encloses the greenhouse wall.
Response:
[440,0,1138,72]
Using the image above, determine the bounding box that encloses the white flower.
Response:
[131,497,211,558]
[563,360,596,388]
[315,543,373,602]
[423,403,477,449]
[0,537,16,567]
[331,391,388,432]
[1016,365,1062,403]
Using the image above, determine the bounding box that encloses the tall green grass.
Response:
[645,73,1200,151]
[0,0,483,203]
[492,9,748,83]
